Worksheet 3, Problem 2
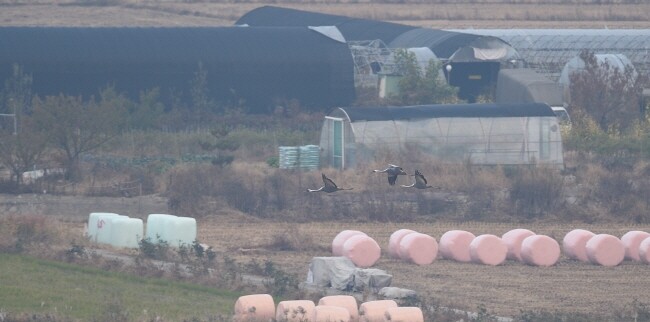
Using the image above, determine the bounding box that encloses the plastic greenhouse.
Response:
[450,29,650,82]
[319,103,564,169]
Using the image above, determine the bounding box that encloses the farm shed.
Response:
[0,26,355,112]
[237,6,521,101]
[319,103,564,169]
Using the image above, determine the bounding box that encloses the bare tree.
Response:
[32,89,126,181]
[569,50,647,132]
[0,115,47,189]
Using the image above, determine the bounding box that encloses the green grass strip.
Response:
[0,253,241,321]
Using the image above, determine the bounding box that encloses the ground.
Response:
[3,193,650,318]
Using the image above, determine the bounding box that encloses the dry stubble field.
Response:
[195,217,650,317]
[2,0,650,318]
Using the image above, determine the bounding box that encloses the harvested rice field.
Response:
[197,218,650,317]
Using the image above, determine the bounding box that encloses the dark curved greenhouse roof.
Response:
[236,6,417,45]
[0,26,356,111]
[236,6,519,62]
[389,28,517,60]
[338,103,555,122]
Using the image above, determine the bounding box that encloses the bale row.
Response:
[564,229,650,266]
[233,294,423,322]
[333,228,649,268]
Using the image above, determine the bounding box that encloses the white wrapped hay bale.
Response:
[315,305,351,322]
[621,231,650,261]
[109,217,143,249]
[439,230,475,262]
[562,229,595,262]
[233,294,275,322]
[164,216,197,247]
[520,235,560,267]
[469,234,507,266]
[398,232,438,265]
[388,229,416,259]
[638,237,650,264]
[359,300,398,322]
[333,230,367,256]
[383,307,424,322]
[276,300,316,322]
[318,295,359,322]
[87,212,119,242]
[502,228,536,261]
[145,213,176,241]
[95,214,129,245]
[586,234,625,267]
[342,235,381,268]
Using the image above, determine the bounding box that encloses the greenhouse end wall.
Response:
[319,107,564,169]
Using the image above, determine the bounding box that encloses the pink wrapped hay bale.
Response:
[276,300,316,322]
[621,231,650,261]
[562,229,595,262]
[383,307,424,322]
[388,229,416,259]
[469,234,507,266]
[439,230,476,262]
[318,295,359,322]
[359,300,398,322]
[501,228,536,261]
[233,294,275,322]
[342,235,381,268]
[333,230,367,256]
[520,235,561,267]
[586,234,625,267]
[638,237,650,264]
[398,232,438,265]
[315,305,351,322]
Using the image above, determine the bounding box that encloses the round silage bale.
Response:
[318,295,359,322]
[333,230,367,256]
[501,228,536,261]
[398,232,438,265]
[638,237,650,264]
[520,235,561,267]
[383,307,424,322]
[439,230,476,262]
[562,229,595,262]
[276,300,316,322]
[358,300,398,322]
[586,234,625,267]
[233,294,275,322]
[342,234,381,268]
[469,234,507,266]
[621,230,650,261]
[315,305,351,322]
[388,229,416,259]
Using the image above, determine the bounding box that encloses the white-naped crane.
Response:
[373,164,408,186]
[401,169,440,189]
[307,173,353,193]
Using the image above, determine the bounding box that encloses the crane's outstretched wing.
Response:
[322,173,339,190]
[414,170,427,186]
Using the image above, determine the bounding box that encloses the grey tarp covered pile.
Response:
[306,257,392,291]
